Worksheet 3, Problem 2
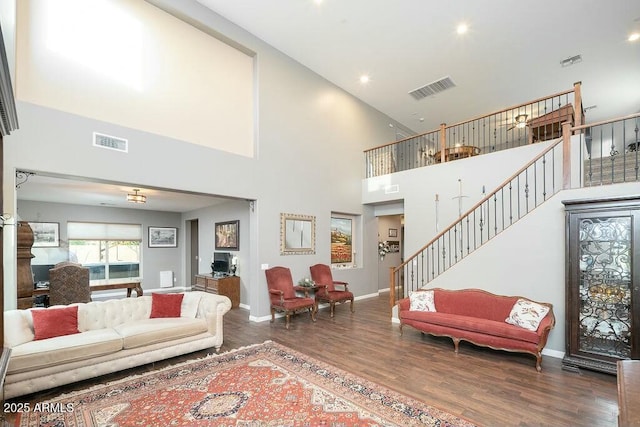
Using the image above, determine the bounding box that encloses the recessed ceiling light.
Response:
[456,23,468,35]
[629,33,640,42]
[359,75,370,84]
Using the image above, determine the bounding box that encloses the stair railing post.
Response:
[439,123,447,163]
[573,81,583,126]
[562,121,572,189]
[389,267,396,307]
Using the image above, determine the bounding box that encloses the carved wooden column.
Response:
[17,221,35,309]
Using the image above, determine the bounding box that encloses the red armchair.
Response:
[309,264,354,318]
[265,266,316,329]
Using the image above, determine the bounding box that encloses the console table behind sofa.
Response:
[32,281,143,305]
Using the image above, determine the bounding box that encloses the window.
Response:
[68,222,142,283]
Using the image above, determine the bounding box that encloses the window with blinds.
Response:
[68,221,142,282]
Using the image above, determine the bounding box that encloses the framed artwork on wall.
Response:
[29,222,60,247]
[331,217,352,264]
[148,226,178,248]
[215,220,239,250]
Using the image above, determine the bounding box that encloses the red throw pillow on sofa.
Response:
[150,293,184,318]
[32,306,80,340]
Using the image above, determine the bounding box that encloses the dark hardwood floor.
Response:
[4,295,618,427]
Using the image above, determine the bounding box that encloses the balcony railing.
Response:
[576,114,640,186]
[365,82,582,178]
[389,112,640,306]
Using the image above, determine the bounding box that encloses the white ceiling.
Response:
[16,0,640,211]
[197,0,640,134]
[16,173,230,213]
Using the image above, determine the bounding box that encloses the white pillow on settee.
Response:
[505,298,550,331]
[409,290,436,312]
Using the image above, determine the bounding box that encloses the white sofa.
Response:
[3,291,231,399]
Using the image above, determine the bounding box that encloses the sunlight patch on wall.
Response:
[17,0,255,158]
[43,0,143,91]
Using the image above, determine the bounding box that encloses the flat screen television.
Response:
[211,252,231,276]
[31,264,55,284]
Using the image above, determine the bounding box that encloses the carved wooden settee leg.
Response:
[330,302,335,318]
[310,307,317,322]
[285,313,291,329]
[350,298,355,313]
[453,338,460,353]
[270,308,275,323]
[535,352,542,372]
[399,324,403,336]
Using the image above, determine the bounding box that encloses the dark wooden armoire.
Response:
[562,196,640,374]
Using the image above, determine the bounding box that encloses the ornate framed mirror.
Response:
[280,213,316,255]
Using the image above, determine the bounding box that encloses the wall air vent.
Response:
[93,132,128,153]
[409,76,456,100]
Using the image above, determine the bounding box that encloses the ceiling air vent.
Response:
[560,54,582,67]
[409,76,456,100]
[93,132,128,153]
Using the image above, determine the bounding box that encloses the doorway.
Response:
[187,219,199,286]
[376,214,404,292]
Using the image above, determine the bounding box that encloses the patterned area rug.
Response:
[14,341,476,426]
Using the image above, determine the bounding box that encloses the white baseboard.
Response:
[355,292,381,301]
[541,348,564,359]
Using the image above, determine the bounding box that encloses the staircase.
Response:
[389,113,640,306]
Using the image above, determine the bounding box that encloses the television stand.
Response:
[212,272,229,279]
[194,274,240,308]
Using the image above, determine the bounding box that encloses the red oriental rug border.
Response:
[12,340,477,427]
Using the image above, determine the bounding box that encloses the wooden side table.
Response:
[293,285,319,314]
[194,274,240,308]
[293,285,319,298]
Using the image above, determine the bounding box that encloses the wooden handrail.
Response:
[365,84,579,155]
[392,136,564,274]
[444,87,576,130]
[363,128,440,153]
[571,112,640,132]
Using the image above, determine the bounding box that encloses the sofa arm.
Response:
[397,298,410,311]
[196,292,232,338]
[535,307,556,347]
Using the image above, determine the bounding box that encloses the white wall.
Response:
[3,0,402,316]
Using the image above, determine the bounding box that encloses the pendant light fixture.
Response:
[127,189,146,204]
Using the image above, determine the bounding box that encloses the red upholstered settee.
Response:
[398,288,555,371]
